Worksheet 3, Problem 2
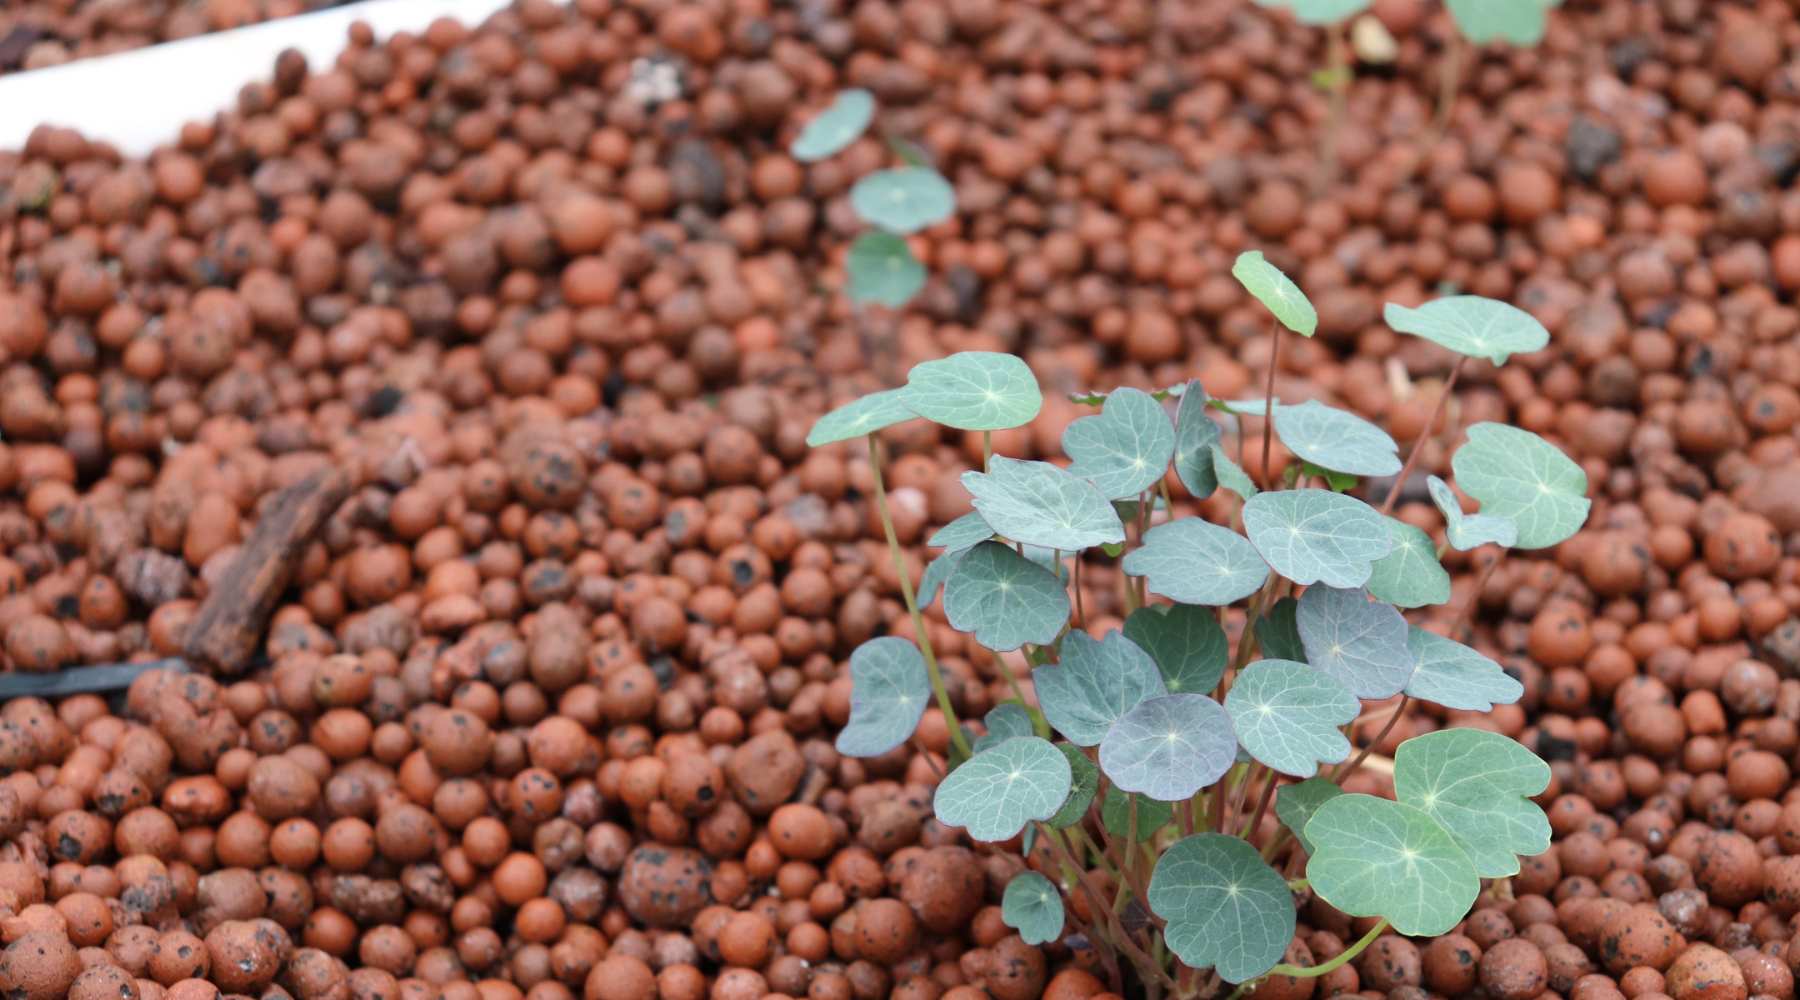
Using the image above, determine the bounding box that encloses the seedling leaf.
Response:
[1296,585,1413,699]
[943,541,1070,652]
[1035,630,1167,747]
[902,352,1043,431]
[1273,401,1401,477]
[1393,728,1551,877]
[1123,518,1269,607]
[974,703,1036,754]
[1124,604,1228,694]
[1304,793,1480,936]
[1172,381,1221,498]
[1428,475,1518,551]
[1404,627,1524,711]
[790,89,875,161]
[1102,787,1174,841]
[1062,387,1176,499]
[1049,743,1099,828]
[1254,0,1372,25]
[933,736,1072,842]
[1366,518,1452,609]
[846,231,926,307]
[1383,296,1549,365]
[1149,833,1297,984]
[1233,251,1318,337]
[1211,397,1277,416]
[1275,777,1343,855]
[1243,489,1390,588]
[962,457,1125,551]
[851,167,956,234]
[835,637,930,757]
[1212,446,1260,500]
[1226,660,1358,778]
[1444,0,1558,47]
[1451,423,1590,549]
[928,511,993,552]
[806,388,916,446]
[1099,693,1237,801]
[1002,872,1065,946]
[1255,597,1307,662]
[917,550,962,611]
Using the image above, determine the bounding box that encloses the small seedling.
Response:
[1430,1,1563,144]
[1253,1,1370,189]
[806,256,1582,999]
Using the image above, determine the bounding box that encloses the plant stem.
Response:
[982,430,993,471]
[1427,32,1464,151]
[1288,877,1309,891]
[868,435,971,759]
[1316,21,1351,193]
[1225,919,1391,1000]
[1241,765,1281,841]
[1042,824,1174,994]
[1037,824,1125,994]
[1333,695,1408,786]
[1380,354,1466,515]
[1073,557,1087,631]
[1451,554,1504,641]
[1260,321,1281,490]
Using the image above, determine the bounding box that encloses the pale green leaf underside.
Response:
[1212,446,1260,500]
[1102,788,1174,841]
[902,352,1043,431]
[1393,728,1551,878]
[1226,659,1357,778]
[1254,0,1371,24]
[1049,743,1099,828]
[1150,833,1296,984]
[1296,585,1413,699]
[963,456,1125,551]
[1273,400,1400,477]
[1275,777,1342,855]
[1255,596,1307,662]
[806,388,916,446]
[1063,387,1177,499]
[1123,518,1269,606]
[851,167,956,234]
[1211,397,1277,416]
[1428,475,1517,551]
[928,511,994,552]
[1366,518,1451,609]
[1383,296,1550,364]
[916,549,962,611]
[1002,871,1065,946]
[943,541,1070,652]
[1124,603,1228,695]
[836,636,930,757]
[1445,0,1557,46]
[846,231,926,307]
[1451,423,1589,550]
[1233,250,1318,336]
[935,736,1071,842]
[1243,489,1390,588]
[1035,630,1167,747]
[1305,793,1480,937]
[1173,381,1221,499]
[973,702,1036,754]
[1404,627,1523,711]
[1099,693,1236,801]
[790,88,875,161]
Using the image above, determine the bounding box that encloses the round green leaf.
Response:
[962,457,1125,551]
[1212,446,1260,501]
[928,511,993,552]
[1173,381,1222,499]
[1428,476,1517,551]
[1275,777,1343,856]
[1383,296,1550,366]
[1272,401,1400,477]
[1123,518,1269,607]
[851,167,956,234]
[1034,630,1167,747]
[1226,660,1358,778]
[1099,693,1236,801]
[1445,0,1557,46]
[1366,517,1451,609]
[1049,743,1099,828]
[1450,423,1590,550]
[1243,489,1390,588]
[846,231,926,307]
[789,88,875,161]
[1253,0,1371,24]
[1232,251,1318,337]
[835,637,929,757]
[1149,833,1297,984]
[806,388,916,446]
[1062,387,1176,499]
[1404,627,1523,711]
[917,549,963,611]
[1002,872,1064,946]
[974,702,1036,754]
[902,352,1043,431]
[943,541,1070,652]
[1124,603,1228,695]
[1304,793,1480,937]
[1393,728,1551,878]
[1102,787,1174,841]
[933,736,1072,842]
[1296,585,1413,699]
[1254,596,1307,662]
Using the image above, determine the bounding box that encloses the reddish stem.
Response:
[1260,323,1282,490]
[1381,355,1467,515]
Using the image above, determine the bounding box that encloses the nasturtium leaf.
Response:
[1243,490,1390,588]
[1275,778,1343,855]
[1124,604,1228,695]
[1300,461,1360,493]
[916,550,962,611]
[1445,0,1558,47]
[902,352,1042,431]
[1428,475,1518,551]
[1173,381,1221,499]
[1212,446,1260,500]
[835,637,930,757]
[1049,744,1099,828]
[1253,0,1371,25]
[1211,397,1277,416]
[1404,627,1523,711]
[1255,597,1307,662]
[942,541,1070,652]
[1382,296,1550,365]
[1149,833,1297,984]
[1002,872,1065,946]
[974,703,1036,754]
[850,167,956,234]
[806,388,916,446]
[1112,494,1166,524]
[1232,251,1318,337]
[928,511,993,552]
[846,231,926,307]
[1100,694,1237,801]
[1272,401,1401,477]
[1366,518,1452,609]
[1123,518,1269,607]
[934,736,1072,842]
[1304,793,1480,937]
[1226,660,1358,778]
[961,457,1125,551]
[1101,787,1174,841]
[1451,423,1590,550]
[1062,387,1176,500]
[1393,728,1551,878]
[1034,631,1167,747]
[789,88,875,161]
[1296,585,1413,699]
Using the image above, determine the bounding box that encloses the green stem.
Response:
[869,435,971,759]
[1316,21,1350,194]
[1287,877,1309,891]
[1225,919,1389,1000]
[1381,354,1466,515]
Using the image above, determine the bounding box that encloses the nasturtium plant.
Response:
[851,167,957,234]
[790,88,875,161]
[845,231,926,307]
[807,272,1586,992]
[1233,251,1319,336]
[1382,296,1550,366]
